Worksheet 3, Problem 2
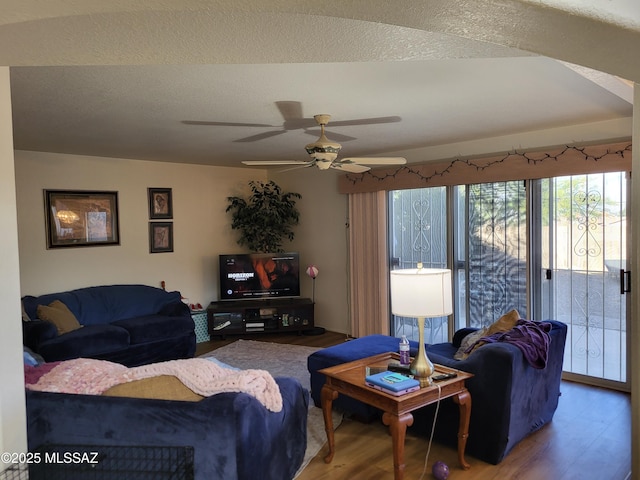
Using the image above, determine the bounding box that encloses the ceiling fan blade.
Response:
[275,101,304,121]
[330,163,371,173]
[328,116,402,127]
[278,163,316,172]
[341,157,407,165]
[242,160,311,166]
[181,120,273,127]
[233,130,287,143]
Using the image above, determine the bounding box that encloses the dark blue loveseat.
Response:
[22,284,196,367]
[308,320,567,465]
[25,376,309,480]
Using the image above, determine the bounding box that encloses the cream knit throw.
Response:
[27,357,283,412]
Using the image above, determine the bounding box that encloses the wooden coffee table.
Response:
[319,352,472,480]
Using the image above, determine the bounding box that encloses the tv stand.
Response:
[207,298,314,339]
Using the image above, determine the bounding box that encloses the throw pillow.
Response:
[103,375,204,401]
[454,309,521,360]
[454,328,486,360]
[485,309,520,336]
[36,300,82,335]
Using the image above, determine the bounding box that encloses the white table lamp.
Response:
[390,265,453,387]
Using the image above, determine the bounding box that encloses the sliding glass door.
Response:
[389,181,528,342]
[537,173,629,388]
[389,172,630,389]
[456,181,528,330]
[389,187,448,343]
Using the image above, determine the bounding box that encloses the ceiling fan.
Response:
[183,101,401,143]
[242,114,407,173]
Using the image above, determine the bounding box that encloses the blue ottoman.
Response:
[308,334,405,420]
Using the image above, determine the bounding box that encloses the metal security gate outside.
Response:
[389,187,448,344]
[539,172,629,388]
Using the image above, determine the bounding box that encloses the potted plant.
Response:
[226,180,302,253]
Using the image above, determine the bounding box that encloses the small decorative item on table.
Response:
[365,371,420,396]
[365,365,388,376]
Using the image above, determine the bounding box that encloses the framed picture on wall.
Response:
[148,187,173,219]
[44,190,120,248]
[149,222,173,253]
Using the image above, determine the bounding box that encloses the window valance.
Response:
[338,142,632,194]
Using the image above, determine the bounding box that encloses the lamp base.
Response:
[410,316,434,387]
[410,358,434,388]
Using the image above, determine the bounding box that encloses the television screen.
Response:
[219,252,300,300]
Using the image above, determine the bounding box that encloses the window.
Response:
[389,181,527,340]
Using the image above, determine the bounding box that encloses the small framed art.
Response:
[148,188,173,219]
[44,190,120,248]
[149,222,173,253]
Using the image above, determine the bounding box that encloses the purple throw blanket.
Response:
[477,320,552,369]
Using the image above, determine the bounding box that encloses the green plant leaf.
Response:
[226,180,301,252]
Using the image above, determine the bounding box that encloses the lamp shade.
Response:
[306,265,319,279]
[390,268,453,318]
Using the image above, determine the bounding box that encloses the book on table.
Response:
[365,371,420,396]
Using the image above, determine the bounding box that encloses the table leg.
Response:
[321,385,339,463]
[382,411,414,480]
[452,388,472,470]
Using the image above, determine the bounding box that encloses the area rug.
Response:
[200,339,343,477]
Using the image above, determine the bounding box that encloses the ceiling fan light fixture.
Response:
[305,143,341,162]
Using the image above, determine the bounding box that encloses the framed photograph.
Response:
[149,222,173,253]
[44,190,120,248]
[148,188,173,219]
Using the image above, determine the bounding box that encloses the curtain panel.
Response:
[348,190,390,337]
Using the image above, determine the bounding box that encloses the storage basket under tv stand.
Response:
[207,298,314,339]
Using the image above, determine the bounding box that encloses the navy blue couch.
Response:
[308,320,567,465]
[25,376,309,479]
[22,284,196,367]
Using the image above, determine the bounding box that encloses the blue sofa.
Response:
[308,320,567,465]
[25,376,309,479]
[22,284,196,367]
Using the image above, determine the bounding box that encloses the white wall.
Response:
[0,68,27,466]
[271,168,351,335]
[15,151,265,306]
[14,151,352,334]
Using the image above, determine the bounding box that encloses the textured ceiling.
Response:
[3,1,638,168]
[10,59,633,167]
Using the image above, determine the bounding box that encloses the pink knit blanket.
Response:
[26,358,283,412]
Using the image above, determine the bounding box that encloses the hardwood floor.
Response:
[198,331,632,480]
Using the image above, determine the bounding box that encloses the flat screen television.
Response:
[219,252,300,301]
